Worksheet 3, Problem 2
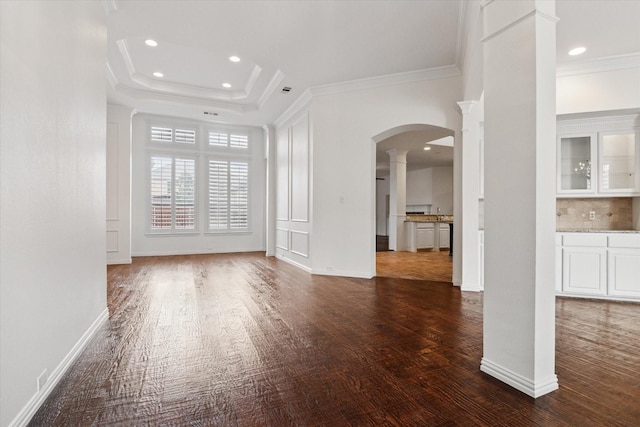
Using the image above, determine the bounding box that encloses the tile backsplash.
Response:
[556,198,633,230]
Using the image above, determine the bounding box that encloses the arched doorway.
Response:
[373,124,455,282]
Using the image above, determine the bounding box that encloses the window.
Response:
[150,156,196,231]
[208,131,248,149]
[208,160,249,231]
[145,119,254,236]
[151,125,196,145]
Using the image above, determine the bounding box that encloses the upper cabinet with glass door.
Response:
[557,113,640,197]
[558,133,597,194]
[598,131,639,194]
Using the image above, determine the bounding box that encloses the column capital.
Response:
[386,148,408,161]
[457,100,479,115]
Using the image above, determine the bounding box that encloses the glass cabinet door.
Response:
[558,134,595,192]
[599,132,638,192]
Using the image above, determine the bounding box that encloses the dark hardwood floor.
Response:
[376,250,453,283]
[30,253,639,426]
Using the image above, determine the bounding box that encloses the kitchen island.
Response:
[405,214,453,253]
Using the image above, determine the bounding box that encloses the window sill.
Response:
[145,232,200,237]
[204,230,252,236]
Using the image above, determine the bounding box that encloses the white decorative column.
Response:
[457,101,481,291]
[387,149,408,251]
[481,0,558,397]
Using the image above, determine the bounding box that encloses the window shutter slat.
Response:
[151,126,173,142]
[229,134,249,149]
[175,128,196,144]
[209,132,228,147]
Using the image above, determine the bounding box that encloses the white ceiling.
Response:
[105,0,640,174]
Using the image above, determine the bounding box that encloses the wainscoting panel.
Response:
[276,228,289,251]
[290,230,309,258]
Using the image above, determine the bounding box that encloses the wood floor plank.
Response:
[28,252,640,426]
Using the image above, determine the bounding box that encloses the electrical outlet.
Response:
[326,266,335,271]
[589,211,596,221]
[37,369,48,391]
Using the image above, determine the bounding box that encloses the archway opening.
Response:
[373,123,455,282]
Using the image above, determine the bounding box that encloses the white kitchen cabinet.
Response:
[556,114,640,197]
[558,133,596,194]
[607,234,640,298]
[557,232,640,301]
[608,249,640,298]
[562,246,607,296]
[555,234,562,293]
[438,223,450,248]
[416,223,434,249]
[598,131,639,193]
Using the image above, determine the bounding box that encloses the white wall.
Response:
[406,166,454,215]
[107,105,134,265]
[0,2,107,425]
[309,76,462,278]
[406,168,433,206]
[557,67,640,115]
[131,114,266,256]
[431,166,454,214]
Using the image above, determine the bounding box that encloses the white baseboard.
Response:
[461,281,482,292]
[312,268,374,279]
[107,257,132,265]
[275,254,312,273]
[9,308,109,427]
[480,357,558,398]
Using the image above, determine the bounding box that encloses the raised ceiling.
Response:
[105,0,640,173]
[106,0,463,127]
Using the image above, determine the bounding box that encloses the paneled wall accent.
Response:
[291,114,310,222]
[275,110,311,270]
[106,105,133,264]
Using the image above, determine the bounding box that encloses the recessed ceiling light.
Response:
[153,72,164,78]
[568,47,586,56]
[222,82,232,88]
[229,56,241,63]
[145,39,158,47]
[424,146,432,151]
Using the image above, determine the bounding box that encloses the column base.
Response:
[480,358,558,398]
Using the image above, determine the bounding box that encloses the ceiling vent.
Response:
[281,86,292,93]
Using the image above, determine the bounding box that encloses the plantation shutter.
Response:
[208,160,248,230]
[229,134,249,149]
[208,161,229,229]
[150,156,173,229]
[150,156,196,231]
[151,126,172,143]
[209,132,228,148]
[174,158,196,229]
[229,162,249,229]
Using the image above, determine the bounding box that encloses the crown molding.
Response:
[310,65,461,98]
[112,84,254,114]
[273,89,313,129]
[557,53,640,77]
[115,39,272,102]
[557,111,640,134]
[106,62,118,88]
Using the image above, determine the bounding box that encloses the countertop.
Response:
[405,214,453,223]
[556,229,640,233]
